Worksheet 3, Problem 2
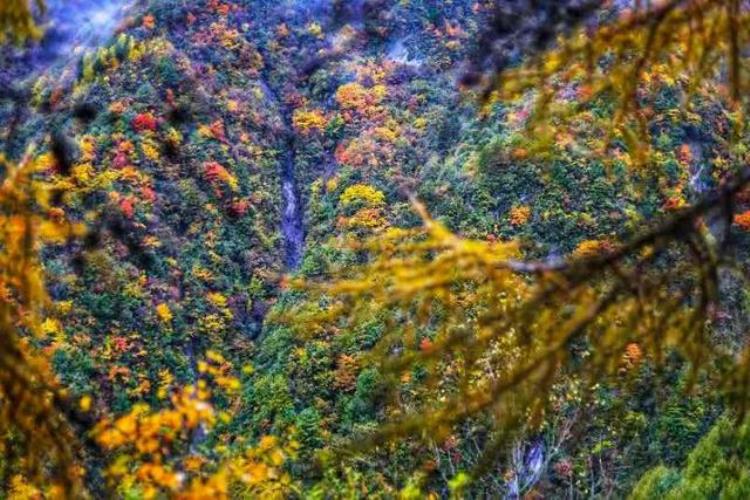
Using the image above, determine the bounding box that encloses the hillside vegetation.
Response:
[2,0,750,497]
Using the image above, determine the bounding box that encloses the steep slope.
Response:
[23,1,290,411]
[3,0,483,422]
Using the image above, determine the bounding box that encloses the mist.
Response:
[1,0,135,82]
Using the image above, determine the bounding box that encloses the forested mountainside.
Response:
[4,0,750,497]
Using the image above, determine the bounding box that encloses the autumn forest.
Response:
[3,0,750,498]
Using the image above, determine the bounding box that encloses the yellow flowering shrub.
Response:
[339,184,385,208]
[206,292,228,308]
[346,207,388,230]
[509,205,531,226]
[335,82,369,110]
[572,239,612,259]
[141,138,161,161]
[374,126,399,143]
[156,303,173,323]
[41,318,63,337]
[198,313,227,337]
[292,109,328,133]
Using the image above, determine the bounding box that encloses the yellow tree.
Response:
[0,0,44,43]
[0,149,89,495]
[93,353,298,499]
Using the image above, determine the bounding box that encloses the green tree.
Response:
[631,416,750,499]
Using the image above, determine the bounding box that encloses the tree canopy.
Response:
[0,0,43,44]
[3,0,750,497]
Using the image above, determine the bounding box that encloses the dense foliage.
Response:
[3,0,750,497]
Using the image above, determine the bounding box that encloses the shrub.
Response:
[733,210,750,231]
[132,112,158,133]
[292,109,328,134]
[339,184,385,209]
